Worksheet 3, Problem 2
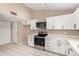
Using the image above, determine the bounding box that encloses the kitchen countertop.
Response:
[47,34,79,38]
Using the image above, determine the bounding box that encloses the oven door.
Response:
[34,37,45,46]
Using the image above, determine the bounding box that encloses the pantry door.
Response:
[0,21,11,45]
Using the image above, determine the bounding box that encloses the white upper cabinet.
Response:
[26,20,31,25]
[46,16,63,30]
[46,17,55,29]
[54,16,62,29]
[73,8,79,29]
[74,15,79,29]
[62,14,74,29]
[46,14,74,30]
[30,19,38,30]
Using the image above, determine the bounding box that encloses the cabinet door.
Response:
[62,15,74,29]
[73,13,79,29]
[66,47,74,56]
[50,38,58,52]
[54,16,62,29]
[31,20,37,30]
[66,46,78,56]
[50,37,67,55]
[46,17,55,29]
[45,38,51,51]
[65,41,78,56]
[27,20,31,25]
[28,35,34,47]
[45,37,58,52]
[56,38,66,55]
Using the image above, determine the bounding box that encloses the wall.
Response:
[32,10,75,20]
[0,3,32,20]
[0,3,32,44]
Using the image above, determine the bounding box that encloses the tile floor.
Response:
[0,43,60,56]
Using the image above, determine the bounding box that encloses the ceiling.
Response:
[24,3,79,11]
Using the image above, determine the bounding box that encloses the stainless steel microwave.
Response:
[36,21,46,29]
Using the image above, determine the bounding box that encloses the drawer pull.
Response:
[57,40,61,46]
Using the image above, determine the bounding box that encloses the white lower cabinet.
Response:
[66,47,77,56]
[28,35,78,56]
[55,38,67,55]
[28,35,34,47]
[50,38,57,53]
[50,38,67,55]
[45,37,68,55]
[45,38,79,56]
[65,41,78,56]
[45,38,51,51]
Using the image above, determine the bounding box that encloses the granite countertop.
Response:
[47,34,79,38]
[29,33,79,39]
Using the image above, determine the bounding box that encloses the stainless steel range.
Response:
[34,31,47,50]
[34,36,45,47]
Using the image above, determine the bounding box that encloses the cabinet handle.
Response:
[74,24,76,29]
[68,49,70,54]
[52,26,54,29]
[70,48,73,52]
[68,48,73,54]
[57,40,61,46]
[67,42,69,45]
[62,25,64,29]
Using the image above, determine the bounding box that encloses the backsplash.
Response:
[47,30,79,36]
[31,30,79,36]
